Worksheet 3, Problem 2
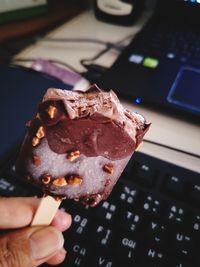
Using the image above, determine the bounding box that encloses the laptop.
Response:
[98,0,200,120]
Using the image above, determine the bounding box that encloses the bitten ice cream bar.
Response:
[16,84,150,207]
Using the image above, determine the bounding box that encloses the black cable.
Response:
[143,139,200,159]
[12,58,81,75]
[80,34,134,68]
[15,36,134,76]
[34,36,126,71]
[80,46,111,69]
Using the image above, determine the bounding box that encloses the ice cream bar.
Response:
[16,85,150,206]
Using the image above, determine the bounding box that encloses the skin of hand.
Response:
[0,197,72,267]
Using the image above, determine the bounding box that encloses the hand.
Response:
[0,197,72,267]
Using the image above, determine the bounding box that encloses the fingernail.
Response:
[30,227,64,260]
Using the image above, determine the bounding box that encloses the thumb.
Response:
[0,226,64,267]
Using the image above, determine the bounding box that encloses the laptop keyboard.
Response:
[0,151,200,267]
[130,19,200,66]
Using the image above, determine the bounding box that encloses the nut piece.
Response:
[67,175,83,186]
[36,126,45,139]
[42,174,52,184]
[32,137,40,147]
[103,164,113,174]
[66,150,81,161]
[53,177,68,187]
[46,105,57,119]
[32,155,41,166]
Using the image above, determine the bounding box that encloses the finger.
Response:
[0,197,39,229]
[51,209,72,232]
[46,248,67,265]
[0,226,64,267]
[0,197,72,231]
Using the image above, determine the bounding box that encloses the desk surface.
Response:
[15,9,200,173]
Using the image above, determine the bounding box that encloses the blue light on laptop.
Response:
[129,54,143,64]
[167,53,176,59]
[135,97,141,104]
[190,0,196,3]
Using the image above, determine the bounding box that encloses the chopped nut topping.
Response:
[103,164,113,174]
[52,177,68,187]
[46,105,57,119]
[66,150,81,161]
[42,174,52,184]
[67,175,83,186]
[36,126,45,139]
[32,137,40,147]
[32,155,41,166]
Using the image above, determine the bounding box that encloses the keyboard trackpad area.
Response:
[167,66,200,112]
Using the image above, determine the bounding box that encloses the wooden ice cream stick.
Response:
[31,195,62,226]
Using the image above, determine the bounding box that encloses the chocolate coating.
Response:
[43,111,136,160]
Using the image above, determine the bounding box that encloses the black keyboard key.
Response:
[140,245,165,266]
[166,204,186,225]
[169,231,194,259]
[133,163,157,187]
[163,175,186,198]
[92,224,113,248]
[69,213,90,238]
[64,240,89,267]
[112,183,139,207]
[146,221,166,245]
[118,210,141,234]
[142,195,162,217]
[114,235,138,264]
[94,200,118,223]
[190,215,200,234]
[0,176,27,197]
[189,183,200,207]
[88,252,115,267]
[167,260,191,267]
